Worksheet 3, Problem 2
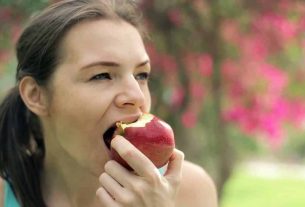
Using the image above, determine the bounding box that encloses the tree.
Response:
[141,0,305,197]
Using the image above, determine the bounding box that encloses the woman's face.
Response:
[42,19,151,176]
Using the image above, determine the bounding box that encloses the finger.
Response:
[99,171,137,205]
[96,187,121,207]
[99,172,126,200]
[111,135,158,177]
[104,160,137,188]
[164,149,184,185]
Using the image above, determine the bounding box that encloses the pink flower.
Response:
[168,9,183,27]
[190,83,205,101]
[159,55,177,73]
[0,7,12,23]
[181,110,197,128]
[198,54,213,76]
[260,64,288,95]
[170,87,185,108]
[288,101,305,126]
[242,36,268,61]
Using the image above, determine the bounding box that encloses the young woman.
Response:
[0,0,218,206]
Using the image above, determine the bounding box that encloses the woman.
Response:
[0,0,218,206]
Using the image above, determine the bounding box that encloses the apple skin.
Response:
[110,114,175,170]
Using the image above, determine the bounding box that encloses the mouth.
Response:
[103,124,117,149]
[102,116,141,149]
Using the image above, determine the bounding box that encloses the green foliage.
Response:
[221,167,305,207]
[0,0,48,14]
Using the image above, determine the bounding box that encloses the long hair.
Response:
[0,0,143,206]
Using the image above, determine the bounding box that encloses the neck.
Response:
[42,152,103,207]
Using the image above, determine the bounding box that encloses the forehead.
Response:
[59,19,147,65]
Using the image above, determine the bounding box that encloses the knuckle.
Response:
[175,149,185,160]
[131,180,147,194]
[96,187,103,196]
[121,148,137,160]
[119,192,135,205]
[146,169,162,185]
[99,172,108,183]
[104,160,115,172]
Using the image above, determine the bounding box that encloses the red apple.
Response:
[109,113,175,169]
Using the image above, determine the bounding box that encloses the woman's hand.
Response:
[96,135,184,207]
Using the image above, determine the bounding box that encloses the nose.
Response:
[114,75,145,109]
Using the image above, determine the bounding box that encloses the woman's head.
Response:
[0,1,150,206]
[16,0,144,85]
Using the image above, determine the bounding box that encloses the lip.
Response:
[104,114,142,132]
[102,113,142,148]
[116,114,142,124]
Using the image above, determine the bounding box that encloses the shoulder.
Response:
[0,177,4,207]
[175,160,218,207]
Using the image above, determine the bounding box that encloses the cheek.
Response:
[47,83,109,137]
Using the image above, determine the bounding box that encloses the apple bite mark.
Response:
[109,113,176,170]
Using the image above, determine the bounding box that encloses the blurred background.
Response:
[1,0,305,206]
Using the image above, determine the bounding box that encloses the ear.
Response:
[19,76,49,116]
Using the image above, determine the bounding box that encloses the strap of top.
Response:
[4,182,20,207]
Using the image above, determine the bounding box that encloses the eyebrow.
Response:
[80,60,150,70]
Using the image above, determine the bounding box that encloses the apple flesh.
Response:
[109,113,175,170]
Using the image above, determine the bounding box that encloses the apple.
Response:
[108,113,175,170]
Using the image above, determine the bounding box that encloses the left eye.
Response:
[135,72,150,81]
[89,73,111,81]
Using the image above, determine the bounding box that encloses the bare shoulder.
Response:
[175,160,218,207]
[0,177,4,207]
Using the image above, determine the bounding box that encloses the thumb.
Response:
[164,149,184,185]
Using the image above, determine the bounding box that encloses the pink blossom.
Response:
[181,110,197,128]
[221,20,241,44]
[253,13,297,42]
[0,7,12,23]
[287,101,305,126]
[198,54,213,76]
[260,64,288,94]
[168,9,183,27]
[190,83,205,101]
[11,24,22,44]
[241,36,268,61]
[159,54,177,73]
[170,87,185,108]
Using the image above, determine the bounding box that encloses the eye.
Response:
[90,73,111,81]
[135,72,150,81]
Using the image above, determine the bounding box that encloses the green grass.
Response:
[220,167,305,207]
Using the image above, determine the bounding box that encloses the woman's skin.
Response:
[0,18,218,207]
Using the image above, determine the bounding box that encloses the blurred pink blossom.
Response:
[287,101,305,126]
[260,63,288,95]
[190,83,205,101]
[181,110,197,128]
[221,20,241,44]
[11,25,22,44]
[159,54,177,73]
[242,36,268,61]
[253,13,297,42]
[198,54,213,76]
[170,87,185,108]
[0,7,12,23]
[168,9,183,27]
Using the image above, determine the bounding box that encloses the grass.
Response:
[220,165,305,207]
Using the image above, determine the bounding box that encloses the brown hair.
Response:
[0,0,143,206]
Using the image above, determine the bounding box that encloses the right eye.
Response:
[90,73,111,81]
